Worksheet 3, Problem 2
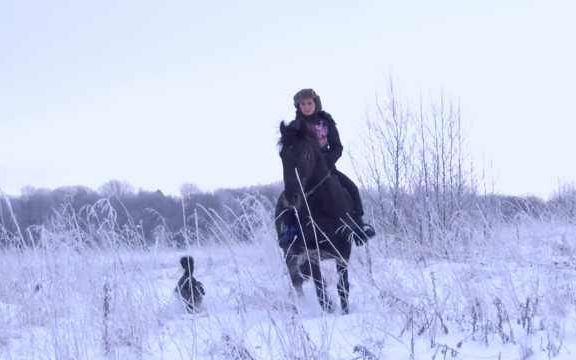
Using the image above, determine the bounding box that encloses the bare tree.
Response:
[355,78,480,253]
[98,180,135,197]
[358,78,414,238]
[180,183,202,198]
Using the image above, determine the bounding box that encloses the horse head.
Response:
[279,121,321,209]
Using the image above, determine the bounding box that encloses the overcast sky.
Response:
[1,0,575,198]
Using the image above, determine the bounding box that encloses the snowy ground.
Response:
[2,221,576,359]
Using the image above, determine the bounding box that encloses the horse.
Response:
[275,120,357,314]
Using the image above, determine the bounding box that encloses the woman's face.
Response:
[298,98,316,116]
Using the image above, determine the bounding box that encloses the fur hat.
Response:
[293,88,322,112]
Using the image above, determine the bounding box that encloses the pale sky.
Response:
[1,0,575,199]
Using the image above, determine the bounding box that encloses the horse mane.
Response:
[278,120,317,149]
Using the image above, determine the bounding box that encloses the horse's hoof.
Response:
[341,307,350,315]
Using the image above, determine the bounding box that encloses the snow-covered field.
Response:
[2,219,576,359]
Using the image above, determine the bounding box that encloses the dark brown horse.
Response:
[275,120,356,313]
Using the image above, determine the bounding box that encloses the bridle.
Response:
[304,171,331,198]
[283,133,331,202]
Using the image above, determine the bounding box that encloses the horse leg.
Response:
[310,259,334,313]
[299,259,312,281]
[336,260,350,314]
[286,254,305,297]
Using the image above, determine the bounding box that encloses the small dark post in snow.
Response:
[103,281,112,355]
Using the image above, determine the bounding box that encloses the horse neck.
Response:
[310,158,328,185]
[306,140,329,182]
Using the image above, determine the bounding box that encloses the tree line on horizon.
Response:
[0,180,281,248]
[1,178,575,249]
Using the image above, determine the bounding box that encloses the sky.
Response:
[1,0,575,199]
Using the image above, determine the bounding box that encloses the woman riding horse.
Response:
[275,88,376,313]
[278,89,375,248]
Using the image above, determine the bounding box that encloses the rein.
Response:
[305,171,331,197]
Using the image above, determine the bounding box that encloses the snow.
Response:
[2,222,576,359]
